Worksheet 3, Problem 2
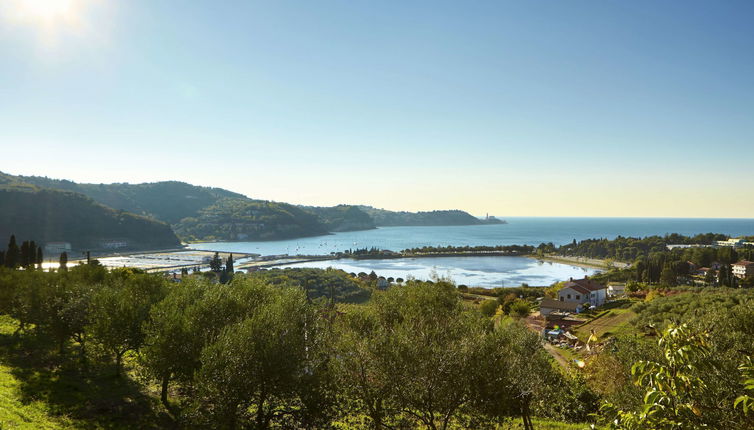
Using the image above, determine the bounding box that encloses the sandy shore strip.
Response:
[528,255,630,270]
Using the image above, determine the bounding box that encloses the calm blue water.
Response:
[277,256,599,288]
[189,217,754,256]
[188,217,754,288]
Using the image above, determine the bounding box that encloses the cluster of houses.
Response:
[539,259,754,319]
[691,260,754,281]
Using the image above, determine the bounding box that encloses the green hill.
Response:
[357,206,505,226]
[300,205,376,232]
[15,175,244,224]
[2,172,506,244]
[174,198,329,241]
[0,183,180,251]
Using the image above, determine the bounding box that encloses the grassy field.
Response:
[0,362,75,430]
[0,316,174,430]
[573,301,637,342]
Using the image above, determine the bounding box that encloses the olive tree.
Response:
[193,286,332,429]
[89,273,166,376]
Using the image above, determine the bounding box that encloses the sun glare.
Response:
[2,0,93,38]
[16,0,76,20]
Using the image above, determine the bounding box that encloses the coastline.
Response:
[528,254,630,270]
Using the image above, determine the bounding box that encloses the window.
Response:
[560,296,564,301]
[567,294,571,299]
[576,295,580,300]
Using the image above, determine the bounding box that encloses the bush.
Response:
[479,299,498,317]
[508,300,531,318]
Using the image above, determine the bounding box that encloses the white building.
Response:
[558,277,607,308]
[717,238,754,248]
[607,283,626,298]
[732,261,754,279]
[44,242,72,256]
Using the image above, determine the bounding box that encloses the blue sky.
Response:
[1,0,753,217]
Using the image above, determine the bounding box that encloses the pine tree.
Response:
[209,252,222,272]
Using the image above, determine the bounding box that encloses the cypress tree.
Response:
[20,240,30,268]
[36,246,43,269]
[226,253,234,273]
[27,241,37,269]
[6,235,20,268]
[0,250,4,266]
[59,252,68,272]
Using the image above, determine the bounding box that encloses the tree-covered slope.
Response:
[174,198,330,241]
[300,205,376,232]
[0,184,180,250]
[13,174,244,224]
[357,206,504,226]
[2,172,507,243]
[250,267,372,303]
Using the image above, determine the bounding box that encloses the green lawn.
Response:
[0,362,76,430]
[0,316,73,429]
[0,316,174,430]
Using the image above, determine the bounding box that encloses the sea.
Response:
[188,217,754,288]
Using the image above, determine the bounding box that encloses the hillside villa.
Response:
[733,260,754,279]
[558,276,607,308]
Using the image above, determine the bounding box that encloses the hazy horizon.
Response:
[2,1,753,217]
[4,168,754,221]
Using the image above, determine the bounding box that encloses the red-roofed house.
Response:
[733,261,754,279]
[558,276,607,307]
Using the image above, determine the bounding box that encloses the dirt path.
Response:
[524,312,573,370]
[543,343,572,369]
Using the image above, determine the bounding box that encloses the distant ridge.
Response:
[1,172,506,245]
[357,206,506,227]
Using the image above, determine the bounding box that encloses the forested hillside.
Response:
[0,184,180,250]
[174,198,329,241]
[15,174,244,224]
[358,206,504,226]
[300,204,376,232]
[2,172,506,244]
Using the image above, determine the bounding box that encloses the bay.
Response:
[276,256,599,288]
[188,217,754,256]
[187,217,754,288]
